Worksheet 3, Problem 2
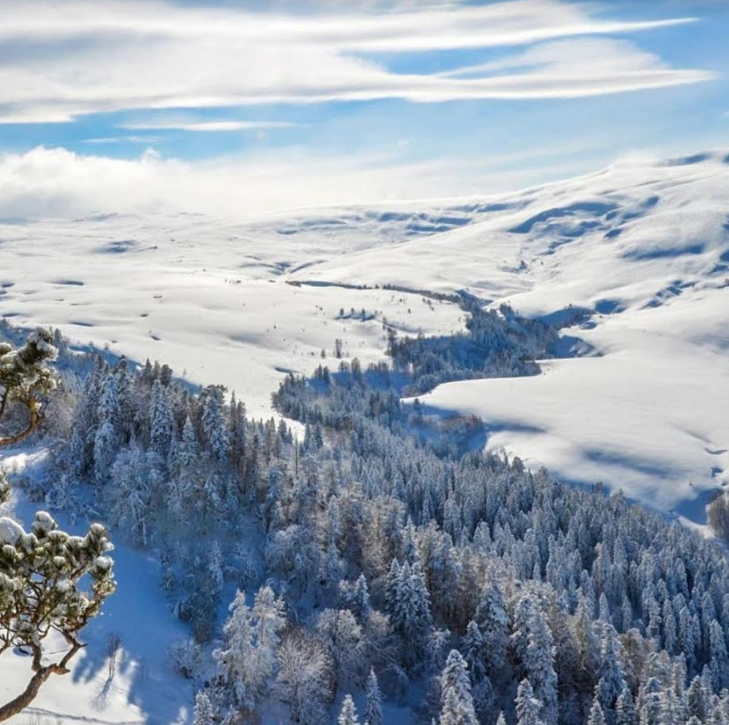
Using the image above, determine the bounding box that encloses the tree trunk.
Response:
[0,640,80,722]
[0,665,61,722]
[0,399,42,448]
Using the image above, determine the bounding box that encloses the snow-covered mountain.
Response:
[293,150,729,525]
[2,149,728,525]
[1,148,729,725]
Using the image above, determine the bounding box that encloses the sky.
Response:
[0,0,727,220]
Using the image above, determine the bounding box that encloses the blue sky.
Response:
[0,0,727,218]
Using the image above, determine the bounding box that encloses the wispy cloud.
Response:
[121,120,296,132]
[83,135,159,145]
[0,0,712,124]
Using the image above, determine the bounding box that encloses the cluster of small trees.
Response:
[386,302,558,396]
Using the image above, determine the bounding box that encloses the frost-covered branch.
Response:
[0,329,58,448]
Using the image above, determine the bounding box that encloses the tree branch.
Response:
[0,639,82,722]
[0,393,43,448]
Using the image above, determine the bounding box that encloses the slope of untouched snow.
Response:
[293,150,729,524]
[0,449,191,725]
[0,211,466,418]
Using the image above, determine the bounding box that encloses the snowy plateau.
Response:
[1,148,729,723]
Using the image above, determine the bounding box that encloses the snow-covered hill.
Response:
[2,150,728,525]
[294,151,729,525]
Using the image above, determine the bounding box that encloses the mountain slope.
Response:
[291,150,729,524]
[1,150,728,522]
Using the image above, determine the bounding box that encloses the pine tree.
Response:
[474,581,509,680]
[385,558,401,612]
[93,373,120,483]
[364,669,383,725]
[638,677,663,725]
[109,446,160,547]
[150,380,174,458]
[179,415,200,470]
[69,371,99,476]
[391,560,432,655]
[202,388,229,461]
[588,699,606,725]
[339,694,360,725]
[658,687,683,725]
[515,679,545,725]
[524,607,558,725]
[0,469,9,505]
[439,650,478,725]
[687,675,708,721]
[615,688,637,725]
[0,512,115,721]
[596,624,627,717]
[709,619,728,691]
[214,586,286,711]
[0,328,58,447]
[350,573,371,622]
[193,691,214,725]
[462,620,487,683]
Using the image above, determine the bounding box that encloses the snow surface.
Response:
[1,149,728,521]
[0,211,466,419]
[0,148,728,723]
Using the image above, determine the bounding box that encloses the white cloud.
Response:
[432,37,714,98]
[0,0,711,123]
[121,120,296,132]
[0,144,589,221]
[83,135,159,144]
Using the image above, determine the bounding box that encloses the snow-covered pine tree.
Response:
[150,379,175,459]
[615,687,637,725]
[350,573,372,622]
[391,560,433,659]
[364,668,383,725]
[193,691,214,725]
[595,624,627,718]
[462,620,487,683]
[587,699,606,725]
[93,372,120,483]
[339,694,360,725]
[0,469,9,505]
[0,328,58,447]
[0,512,115,721]
[474,580,510,681]
[515,679,545,725]
[438,650,478,725]
[637,677,663,725]
[524,606,558,725]
[214,585,286,713]
[202,386,229,461]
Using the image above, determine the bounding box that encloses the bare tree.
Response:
[0,511,116,721]
[105,631,122,680]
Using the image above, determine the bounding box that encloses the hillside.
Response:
[1,149,729,725]
[2,150,727,523]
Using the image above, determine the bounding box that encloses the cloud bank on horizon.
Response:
[0,0,726,219]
